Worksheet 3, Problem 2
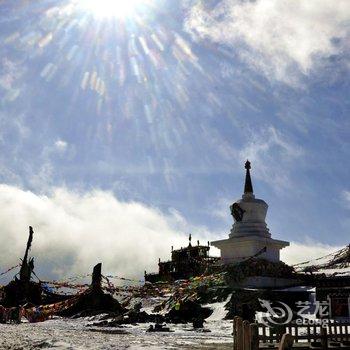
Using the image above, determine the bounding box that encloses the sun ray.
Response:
[80,0,147,18]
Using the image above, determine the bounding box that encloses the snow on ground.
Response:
[204,294,231,322]
[0,317,233,349]
[315,266,350,276]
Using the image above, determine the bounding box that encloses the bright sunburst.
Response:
[82,0,147,18]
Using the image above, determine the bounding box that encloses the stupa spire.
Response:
[244,160,254,194]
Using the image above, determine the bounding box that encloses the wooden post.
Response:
[250,323,259,350]
[278,334,294,350]
[243,320,251,350]
[234,316,244,350]
[19,226,34,283]
[91,263,102,292]
[233,317,238,350]
[321,325,328,350]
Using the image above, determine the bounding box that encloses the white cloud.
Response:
[0,185,192,283]
[211,197,232,222]
[281,240,342,265]
[0,58,25,102]
[28,139,73,190]
[342,190,350,208]
[184,0,350,85]
[239,126,303,190]
[54,139,68,152]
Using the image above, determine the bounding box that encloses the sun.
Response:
[82,0,146,18]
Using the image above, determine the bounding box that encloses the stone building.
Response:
[144,236,220,283]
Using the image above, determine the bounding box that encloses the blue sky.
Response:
[0,0,349,280]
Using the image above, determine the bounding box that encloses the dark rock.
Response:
[165,300,212,324]
[89,310,165,327]
[225,289,263,320]
[192,317,205,329]
[60,288,125,318]
[147,323,173,332]
[3,280,42,307]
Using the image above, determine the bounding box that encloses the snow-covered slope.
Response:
[293,244,350,277]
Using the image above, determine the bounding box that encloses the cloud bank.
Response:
[281,240,343,266]
[0,185,191,283]
[0,184,344,284]
[184,0,350,85]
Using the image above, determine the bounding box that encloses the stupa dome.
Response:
[211,160,289,264]
[229,161,270,238]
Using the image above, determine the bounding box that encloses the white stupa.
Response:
[212,161,289,264]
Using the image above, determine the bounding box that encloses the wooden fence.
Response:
[233,317,350,350]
